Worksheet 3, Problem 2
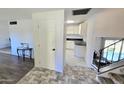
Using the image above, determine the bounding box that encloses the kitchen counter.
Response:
[75,41,86,46]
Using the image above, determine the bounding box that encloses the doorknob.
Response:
[52,48,56,51]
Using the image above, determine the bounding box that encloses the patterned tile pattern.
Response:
[18,64,98,84]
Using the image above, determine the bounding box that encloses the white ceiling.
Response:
[0,8,61,20]
[0,8,104,23]
[65,8,106,24]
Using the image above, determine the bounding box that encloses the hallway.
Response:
[65,49,87,67]
[0,53,34,84]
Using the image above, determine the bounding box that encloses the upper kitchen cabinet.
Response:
[79,22,87,42]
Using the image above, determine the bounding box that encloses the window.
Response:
[103,39,122,62]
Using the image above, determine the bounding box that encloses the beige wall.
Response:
[95,9,124,38]
[86,9,124,67]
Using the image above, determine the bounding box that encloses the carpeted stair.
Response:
[97,68,124,84]
[108,73,124,84]
[97,76,114,84]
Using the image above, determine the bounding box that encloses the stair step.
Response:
[97,76,114,84]
[120,67,124,73]
[108,73,124,84]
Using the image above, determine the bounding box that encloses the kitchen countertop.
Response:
[75,41,86,46]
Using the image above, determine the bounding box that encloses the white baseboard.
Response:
[0,44,10,49]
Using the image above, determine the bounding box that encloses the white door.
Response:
[37,18,56,70]
[46,19,56,69]
[33,10,64,72]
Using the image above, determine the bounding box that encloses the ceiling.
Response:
[65,8,88,24]
[0,8,104,23]
[65,8,106,24]
[0,8,60,20]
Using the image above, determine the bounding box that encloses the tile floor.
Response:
[18,64,98,84]
[65,49,87,67]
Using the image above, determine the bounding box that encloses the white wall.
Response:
[0,20,10,48]
[86,16,96,67]
[32,10,64,72]
[9,19,33,56]
[86,9,124,67]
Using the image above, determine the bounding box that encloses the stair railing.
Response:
[97,38,124,72]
